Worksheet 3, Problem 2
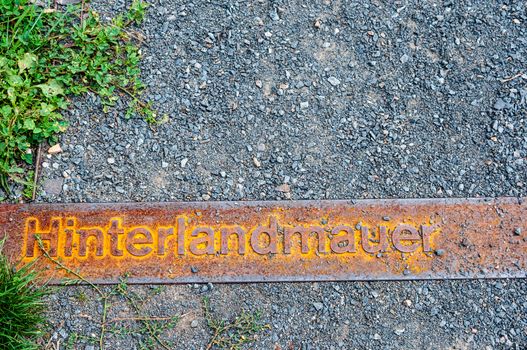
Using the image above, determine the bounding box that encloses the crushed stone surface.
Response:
[33,0,527,349]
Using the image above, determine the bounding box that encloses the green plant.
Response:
[203,297,270,350]
[127,0,149,25]
[21,170,34,199]
[0,238,49,350]
[74,289,88,303]
[36,238,180,349]
[113,277,179,350]
[0,0,156,196]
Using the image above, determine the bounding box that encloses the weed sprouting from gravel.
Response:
[112,278,180,350]
[0,0,156,197]
[37,235,180,349]
[203,297,270,350]
[0,238,48,350]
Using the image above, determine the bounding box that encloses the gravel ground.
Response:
[24,0,527,348]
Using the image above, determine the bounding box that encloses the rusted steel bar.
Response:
[0,198,525,284]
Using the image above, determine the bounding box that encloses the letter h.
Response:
[25,217,60,257]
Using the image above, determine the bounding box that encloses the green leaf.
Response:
[0,105,12,118]
[7,75,24,87]
[23,119,36,130]
[7,87,17,104]
[0,57,9,69]
[39,103,55,116]
[21,152,33,164]
[18,53,38,73]
[8,166,25,174]
[35,80,64,97]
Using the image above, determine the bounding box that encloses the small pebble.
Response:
[313,302,324,311]
[48,144,62,154]
[276,184,290,192]
[328,76,341,86]
[394,328,405,335]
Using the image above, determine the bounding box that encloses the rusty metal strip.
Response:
[0,198,526,284]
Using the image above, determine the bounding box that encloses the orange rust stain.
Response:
[0,198,525,283]
[21,216,437,258]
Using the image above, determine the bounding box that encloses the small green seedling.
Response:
[203,297,270,350]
